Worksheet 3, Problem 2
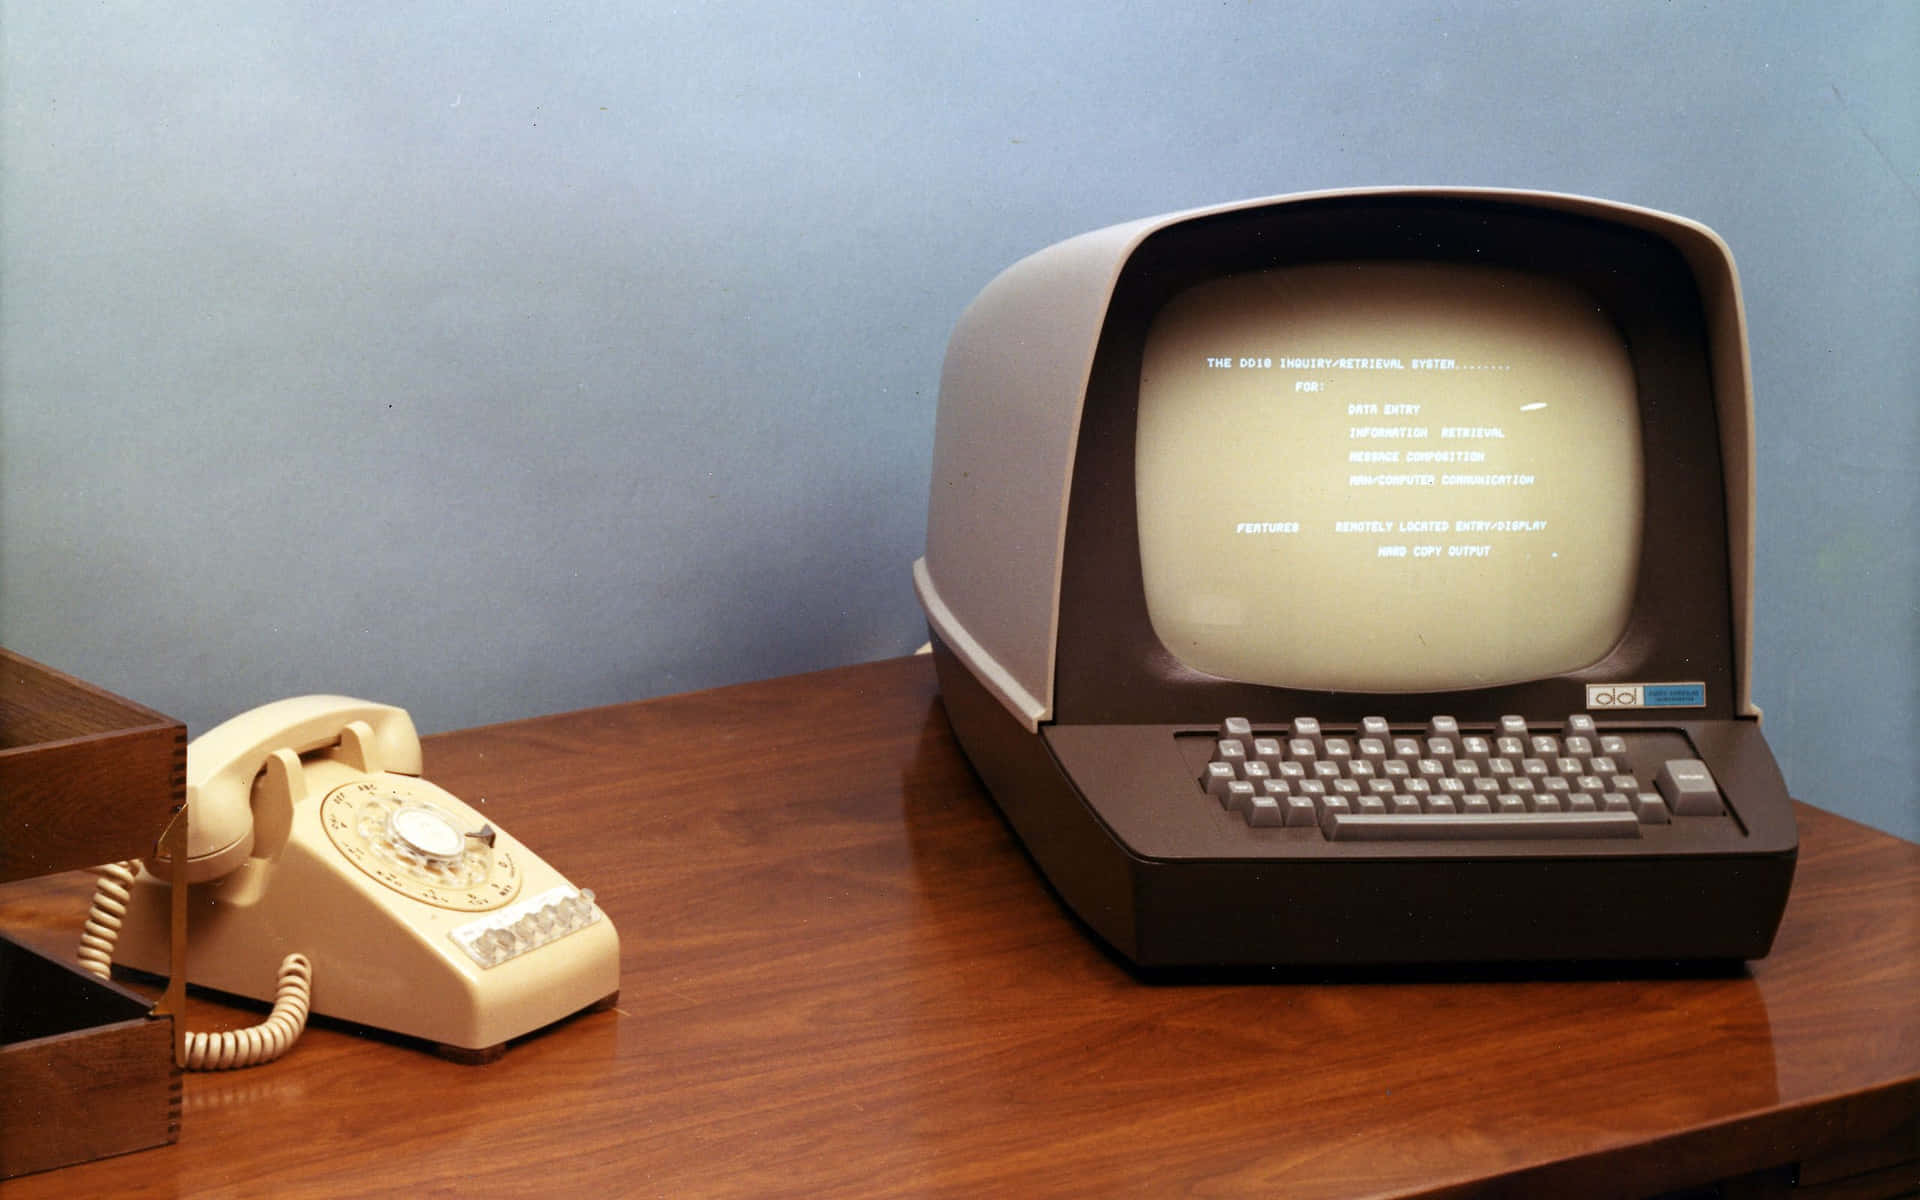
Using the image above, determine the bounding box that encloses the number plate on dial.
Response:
[321,777,522,910]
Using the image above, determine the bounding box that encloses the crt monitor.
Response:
[1136,259,1640,695]
[913,188,1796,968]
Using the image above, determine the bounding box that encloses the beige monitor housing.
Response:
[913,187,1758,734]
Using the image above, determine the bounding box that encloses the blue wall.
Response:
[4,2,1914,841]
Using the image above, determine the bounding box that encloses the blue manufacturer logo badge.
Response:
[1642,683,1707,707]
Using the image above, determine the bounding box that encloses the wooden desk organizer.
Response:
[1,649,184,1179]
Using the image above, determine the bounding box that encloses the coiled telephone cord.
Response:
[76,860,137,980]
[80,861,314,1070]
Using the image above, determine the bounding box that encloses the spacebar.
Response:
[1324,812,1642,841]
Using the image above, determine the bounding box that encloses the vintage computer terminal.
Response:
[914,188,1797,967]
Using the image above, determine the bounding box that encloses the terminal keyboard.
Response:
[931,641,1798,965]
[1198,713,1731,842]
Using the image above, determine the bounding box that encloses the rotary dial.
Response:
[320,777,522,911]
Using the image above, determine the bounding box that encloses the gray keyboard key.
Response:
[1245,795,1283,826]
[1283,795,1320,827]
[1599,735,1630,766]
[1656,758,1722,815]
[1222,779,1255,811]
[1325,812,1642,841]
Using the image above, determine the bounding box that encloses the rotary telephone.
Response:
[80,696,619,1067]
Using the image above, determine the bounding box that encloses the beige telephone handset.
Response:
[82,696,619,1066]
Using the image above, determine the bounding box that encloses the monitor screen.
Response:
[1134,262,1642,692]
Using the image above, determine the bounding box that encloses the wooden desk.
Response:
[1,656,1915,1197]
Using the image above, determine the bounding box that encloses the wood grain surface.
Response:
[0,648,185,883]
[0,655,1914,1197]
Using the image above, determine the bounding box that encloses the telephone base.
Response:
[435,1041,506,1067]
[109,964,621,1065]
[431,989,620,1065]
